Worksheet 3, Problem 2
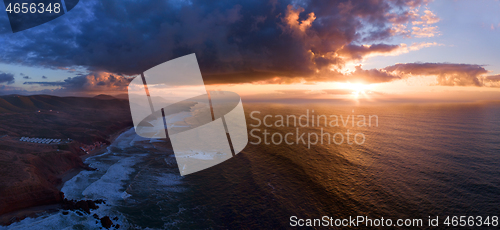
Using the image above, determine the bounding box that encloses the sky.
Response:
[0,0,499,103]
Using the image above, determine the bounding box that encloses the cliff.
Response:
[0,94,133,217]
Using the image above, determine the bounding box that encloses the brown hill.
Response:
[93,94,117,100]
[0,94,133,218]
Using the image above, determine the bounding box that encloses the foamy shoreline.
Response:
[0,127,135,228]
[55,126,134,192]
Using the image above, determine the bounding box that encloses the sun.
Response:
[339,82,372,97]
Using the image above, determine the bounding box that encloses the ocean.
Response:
[2,102,500,229]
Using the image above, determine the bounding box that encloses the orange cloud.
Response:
[412,25,440,37]
[282,5,316,34]
[337,44,401,61]
[393,8,441,38]
[420,10,440,24]
[483,74,500,87]
[338,42,442,61]
[384,63,487,86]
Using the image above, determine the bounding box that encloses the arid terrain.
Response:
[0,94,133,220]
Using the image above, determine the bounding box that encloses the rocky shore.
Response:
[2,196,121,229]
[61,198,120,229]
[0,94,133,227]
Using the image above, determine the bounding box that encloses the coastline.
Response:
[0,204,62,226]
[81,125,131,161]
[0,126,133,226]
[56,127,132,191]
[56,126,133,190]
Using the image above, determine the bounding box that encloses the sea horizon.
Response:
[1,0,499,228]
[1,100,498,229]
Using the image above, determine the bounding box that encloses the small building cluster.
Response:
[80,141,106,153]
[19,137,62,144]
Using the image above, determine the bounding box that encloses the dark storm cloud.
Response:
[0,0,429,85]
[0,72,15,84]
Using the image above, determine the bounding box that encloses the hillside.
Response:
[0,94,133,219]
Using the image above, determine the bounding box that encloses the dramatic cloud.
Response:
[0,0,436,85]
[320,62,499,87]
[485,74,500,81]
[384,63,488,86]
[348,65,400,83]
[281,5,316,34]
[337,44,401,61]
[483,74,500,87]
[24,72,134,92]
[336,42,443,61]
[0,72,15,84]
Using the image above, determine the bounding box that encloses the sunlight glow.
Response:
[336,82,374,101]
[339,83,372,93]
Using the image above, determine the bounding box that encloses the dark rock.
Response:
[112,217,118,221]
[75,200,90,214]
[62,211,69,215]
[86,200,97,209]
[94,199,105,204]
[60,197,102,220]
[83,165,97,171]
[115,224,120,229]
[61,198,76,210]
[100,216,113,229]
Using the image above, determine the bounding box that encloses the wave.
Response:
[2,128,156,229]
